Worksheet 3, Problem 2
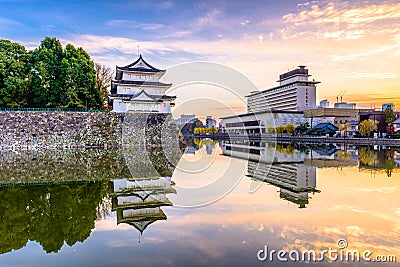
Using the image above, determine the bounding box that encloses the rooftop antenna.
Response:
[336,90,343,103]
[340,90,347,102]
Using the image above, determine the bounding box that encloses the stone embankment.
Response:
[0,111,180,150]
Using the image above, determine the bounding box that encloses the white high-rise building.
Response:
[246,66,319,112]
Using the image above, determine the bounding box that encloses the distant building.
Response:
[382,103,395,112]
[319,99,329,108]
[308,122,338,136]
[109,55,176,113]
[178,114,196,127]
[303,107,374,127]
[221,110,329,135]
[393,118,400,132]
[347,121,359,137]
[359,111,400,133]
[246,66,320,112]
[334,102,356,109]
[205,116,217,128]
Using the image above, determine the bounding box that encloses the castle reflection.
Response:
[110,177,176,236]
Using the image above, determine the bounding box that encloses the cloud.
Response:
[281,2,400,40]
[343,71,398,80]
[0,17,21,27]
[106,20,165,30]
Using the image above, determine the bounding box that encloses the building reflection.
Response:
[110,177,176,237]
[221,140,320,208]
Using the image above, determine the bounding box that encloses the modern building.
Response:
[178,114,196,127]
[319,99,329,108]
[303,107,374,127]
[333,102,356,109]
[221,110,329,135]
[393,118,400,132]
[109,55,176,113]
[382,103,395,112]
[359,111,400,133]
[246,66,320,112]
[205,116,217,128]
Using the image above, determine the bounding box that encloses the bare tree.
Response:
[95,63,114,109]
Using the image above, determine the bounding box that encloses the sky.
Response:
[1,0,400,118]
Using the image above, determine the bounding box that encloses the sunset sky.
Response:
[1,0,399,118]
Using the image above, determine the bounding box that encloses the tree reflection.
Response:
[359,147,378,166]
[0,181,108,254]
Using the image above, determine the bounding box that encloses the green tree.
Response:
[29,37,65,107]
[27,37,101,109]
[295,122,310,134]
[359,119,378,138]
[0,40,29,107]
[63,45,101,109]
[385,106,396,125]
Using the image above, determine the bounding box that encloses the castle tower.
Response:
[109,55,176,113]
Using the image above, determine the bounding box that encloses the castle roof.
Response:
[116,54,165,73]
[112,79,172,87]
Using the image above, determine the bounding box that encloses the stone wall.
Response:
[0,111,181,150]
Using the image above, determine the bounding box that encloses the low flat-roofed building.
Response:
[221,110,332,135]
[359,111,400,133]
[303,107,374,126]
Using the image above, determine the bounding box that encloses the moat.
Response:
[0,141,399,266]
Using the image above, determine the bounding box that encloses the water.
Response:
[0,141,399,266]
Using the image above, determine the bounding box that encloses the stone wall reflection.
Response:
[0,149,131,184]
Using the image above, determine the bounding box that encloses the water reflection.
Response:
[0,181,108,254]
[0,142,400,266]
[110,177,175,237]
[221,140,400,208]
[0,147,179,254]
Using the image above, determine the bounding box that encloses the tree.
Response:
[339,123,350,137]
[29,37,65,107]
[285,124,295,135]
[209,126,218,134]
[62,44,101,109]
[27,37,102,109]
[267,126,275,134]
[276,125,285,136]
[385,106,396,125]
[359,119,378,138]
[0,40,29,107]
[95,63,113,109]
